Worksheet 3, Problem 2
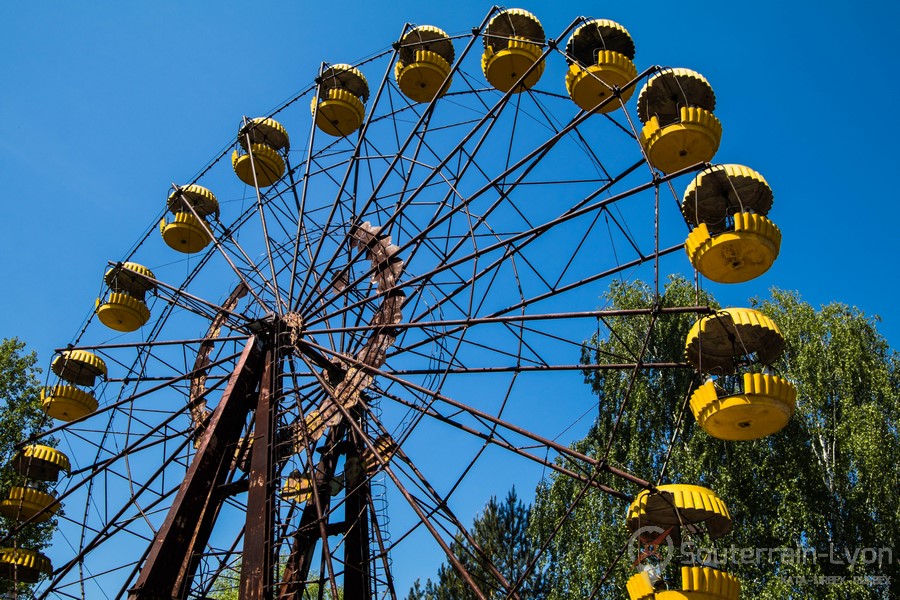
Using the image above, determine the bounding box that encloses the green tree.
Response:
[530,278,712,599]
[208,563,343,599]
[406,488,549,599]
[0,338,58,594]
[530,278,899,599]
[208,564,240,600]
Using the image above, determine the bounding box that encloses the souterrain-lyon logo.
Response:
[628,525,676,572]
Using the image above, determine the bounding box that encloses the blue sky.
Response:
[2,0,899,595]
[3,1,898,357]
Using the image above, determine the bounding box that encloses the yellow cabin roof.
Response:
[637,67,715,125]
[566,19,634,65]
[319,64,370,102]
[397,25,454,67]
[51,349,107,386]
[682,164,773,230]
[167,184,219,217]
[238,117,290,152]
[484,8,544,51]
[685,308,785,373]
[626,483,732,540]
[13,445,71,474]
[104,262,156,294]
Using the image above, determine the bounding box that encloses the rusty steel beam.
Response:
[241,346,279,599]
[343,412,373,600]
[56,334,249,353]
[190,282,250,439]
[128,337,261,600]
[278,426,345,600]
[300,336,654,491]
[305,306,713,335]
[343,474,372,598]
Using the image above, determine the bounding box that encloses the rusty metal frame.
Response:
[128,337,262,599]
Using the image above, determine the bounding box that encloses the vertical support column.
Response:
[129,337,261,599]
[343,449,372,600]
[241,345,279,599]
[343,403,372,599]
[278,426,344,600]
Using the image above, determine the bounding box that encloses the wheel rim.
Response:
[10,11,740,599]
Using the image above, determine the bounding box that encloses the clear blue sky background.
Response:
[2,0,898,593]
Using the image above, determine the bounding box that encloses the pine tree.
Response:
[406,488,549,599]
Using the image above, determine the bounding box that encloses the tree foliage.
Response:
[530,277,716,598]
[0,338,58,593]
[406,488,549,599]
[207,562,342,600]
[0,339,49,492]
[530,278,899,599]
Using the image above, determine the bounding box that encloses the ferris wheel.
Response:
[0,7,790,599]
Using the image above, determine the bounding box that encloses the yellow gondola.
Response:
[626,484,739,598]
[682,165,781,283]
[232,118,289,187]
[160,184,219,253]
[395,26,454,103]
[564,19,637,114]
[96,262,155,332]
[637,69,721,173]
[311,65,369,136]
[361,434,399,474]
[482,9,545,93]
[282,471,342,503]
